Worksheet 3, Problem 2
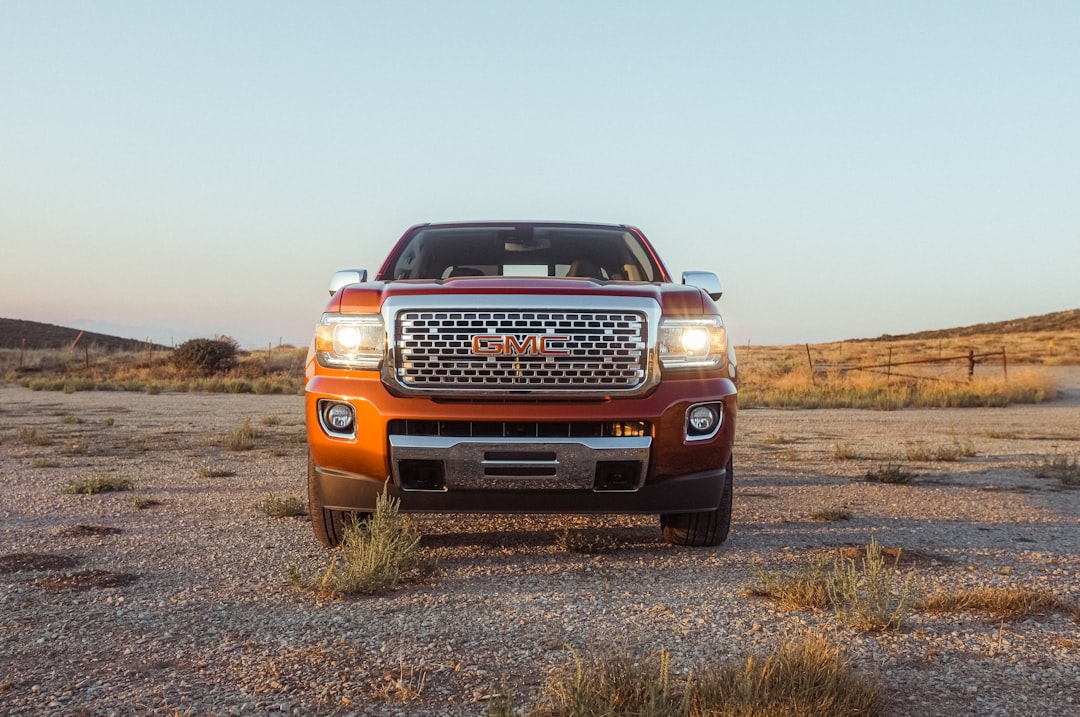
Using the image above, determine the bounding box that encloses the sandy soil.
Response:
[1,369,1078,716]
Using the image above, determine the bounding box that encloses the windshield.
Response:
[380,225,663,282]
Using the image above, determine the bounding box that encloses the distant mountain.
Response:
[868,309,1080,342]
[0,318,170,351]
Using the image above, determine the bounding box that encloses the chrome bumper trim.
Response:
[388,434,651,491]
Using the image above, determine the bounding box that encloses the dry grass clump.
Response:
[521,635,883,717]
[16,427,52,446]
[748,558,833,611]
[905,439,976,462]
[256,494,307,518]
[919,586,1077,619]
[290,491,436,598]
[131,495,162,510]
[61,440,87,455]
[864,464,914,484]
[828,442,857,460]
[809,506,853,522]
[224,420,258,451]
[748,539,917,631]
[1034,455,1080,487]
[61,475,133,495]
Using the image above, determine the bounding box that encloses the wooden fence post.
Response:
[968,349,975,380]
[1001,347,1008,381]
[805,344,815,386]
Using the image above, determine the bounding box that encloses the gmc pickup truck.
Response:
[305,221,737,547]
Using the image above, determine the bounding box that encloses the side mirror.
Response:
[329,269,367,295]
[682,271,723,301]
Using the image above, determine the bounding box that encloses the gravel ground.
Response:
[1,369,1079,716]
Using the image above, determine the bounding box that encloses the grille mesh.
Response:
[395,309,648,392]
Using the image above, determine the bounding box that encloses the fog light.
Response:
[686,403,721,440]
[319,400,355,436]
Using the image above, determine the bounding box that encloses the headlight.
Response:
[658,316,728,369]
[315,313,385,369]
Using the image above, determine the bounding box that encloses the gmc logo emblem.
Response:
[471,334,570,356]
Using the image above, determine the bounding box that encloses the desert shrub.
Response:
[131,495,162,510]
[17,427,52,446]
[224,420,258,451]
[1035,455,1080,487]
[864,464,914,484]
[829,442,857,459]
[223,378,252,394]
[61,475,133,495]
[749,538,917,631]
[62,377,96,393]
[253,378,285,395]
[809,506,853,522]
[290,490,436,597]
[256,494,307,518]
[171,336,239,375]
[828,538,917,631]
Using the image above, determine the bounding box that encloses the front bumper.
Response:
[311,462,728,514]
[306,372,736,514]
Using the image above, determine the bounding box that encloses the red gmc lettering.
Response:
[470,335,570,356]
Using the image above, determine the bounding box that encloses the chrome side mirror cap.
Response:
[329,269,368,295]
[682,271,723,301]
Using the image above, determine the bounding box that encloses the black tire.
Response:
[661,456,733,547]
[307,453,367,548]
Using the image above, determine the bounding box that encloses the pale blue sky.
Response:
[2,1,1077,347]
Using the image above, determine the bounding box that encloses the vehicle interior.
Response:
[383,225,662,283]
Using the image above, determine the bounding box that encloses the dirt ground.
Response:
[1,369,1079,716]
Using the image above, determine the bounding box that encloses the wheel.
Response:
[661,456,733,547]
[307,453,367,548]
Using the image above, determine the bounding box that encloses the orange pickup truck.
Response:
[305,222,737,547]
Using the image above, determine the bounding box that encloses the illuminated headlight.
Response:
[658,316,728,369]
[315,313,385,369]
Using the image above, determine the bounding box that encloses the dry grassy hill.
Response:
[0,318,168,352]
[868,309,1080,341]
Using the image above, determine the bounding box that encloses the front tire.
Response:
[661,457,733,547]
[307,454,367,548]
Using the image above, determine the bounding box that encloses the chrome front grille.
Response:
[389,298,655,395]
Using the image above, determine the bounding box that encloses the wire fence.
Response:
[807,346,1008,385]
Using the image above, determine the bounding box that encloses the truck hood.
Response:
[326,277,716,316]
